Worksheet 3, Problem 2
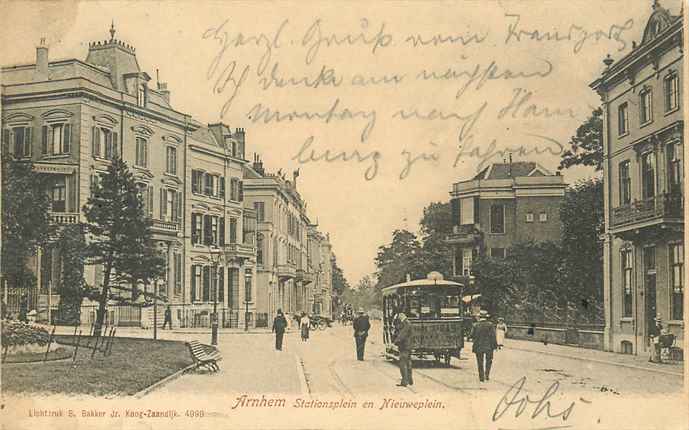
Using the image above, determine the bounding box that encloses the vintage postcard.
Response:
[0,0,687,429]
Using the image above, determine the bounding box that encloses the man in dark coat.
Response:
[393,312,413,386]
[352,308,371,361]
[162,305,172,329]
[470,310,498,382]
[272,309,288,351]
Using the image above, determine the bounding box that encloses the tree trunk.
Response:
[94,262,112,337]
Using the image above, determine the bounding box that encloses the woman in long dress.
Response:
[496,317,507,349]
[300,312,310,342]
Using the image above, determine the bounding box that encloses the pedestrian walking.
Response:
[352,307,370,361]
[470,310,498,382]
[162,305,173,329]
[300,312,310,342]
[393,312,413,386]
[496,317,507,349]
[272,309,288,351]
[649,316,664,363]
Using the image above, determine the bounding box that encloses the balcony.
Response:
[611,193,683,231]
[49,212,80,225]
[277,264,296,280]
[225,243,256,260]
[297,269,314,284]
[445,224,482,245]
[151,219,180,234]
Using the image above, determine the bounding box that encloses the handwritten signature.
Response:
[493,376,591,423]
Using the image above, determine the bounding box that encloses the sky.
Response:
[1,0,681,287]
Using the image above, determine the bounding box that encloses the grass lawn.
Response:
[2,335,193,396]
[2,346,74,364]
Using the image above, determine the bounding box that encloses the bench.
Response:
[187,340,222,373]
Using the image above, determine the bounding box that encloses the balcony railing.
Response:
[277,264,296,280]
[151,219,180,234]
[225,243,256,259]
[611,193,683,228]
[49,212,80,225]
[446,224,482,244]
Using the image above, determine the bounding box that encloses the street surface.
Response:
[147,320,682,398]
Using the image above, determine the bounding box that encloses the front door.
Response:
[645,273,657,347]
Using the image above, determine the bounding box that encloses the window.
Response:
[228,268,239,309]
[160,189,181,222]
[491,248,505,258]
[254,202,265,222]
[137,84,147,107]
[230,178,240,201]
[664,72,679,112]
[5,126,32,158]
[618,102,629,135]
[51,180,66,212]
[203,214,221,246]
[641,152,656,199]
[670,243,684,320]
[621,249,633,317]
[137,183,154,216]
[526,212,534,223]
[191,213,203,244]
[619,161,631,205]
[191,265,202,302]
[191,170,203,194]
[202,266,211,302]
[667,142,683,194]
[210,216,218,245]
[91,127,118,160]
[490,204,505,234]
[539,212,548,222]
[166,146,177,175]
[89,174,101,198]
[640,88,653,124]
[135,137,148,167]
[229,218,237,243]
[461,248,473,276]
[42,123,71,155]
[244,269,253,302]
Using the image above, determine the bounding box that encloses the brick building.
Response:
[446,162,567,282]
[591,1,683,356]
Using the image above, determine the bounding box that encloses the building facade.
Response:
[446,162,567,282]
[591,2,683,355]
[244,157,315,323]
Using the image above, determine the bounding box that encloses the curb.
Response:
[133,363,197,398]
[506,345,684,377]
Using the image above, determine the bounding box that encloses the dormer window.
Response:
[137,84,147,107]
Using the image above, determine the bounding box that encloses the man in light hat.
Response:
[393,312,414,386]
[352,307,371,361]
[470,310,497,382]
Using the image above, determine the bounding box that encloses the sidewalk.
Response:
[502,338,684,376]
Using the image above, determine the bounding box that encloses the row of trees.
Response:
[358,108,605,325]
[2,155,165,334]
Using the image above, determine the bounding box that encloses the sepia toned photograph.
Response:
[0,1,686,429]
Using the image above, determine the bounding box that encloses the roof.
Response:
[382,278,464,294]
[473,162,551,180]
[189,126,221,148]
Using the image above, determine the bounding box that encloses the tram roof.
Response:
[382,279,464,294]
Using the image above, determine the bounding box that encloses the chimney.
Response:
[35,38,49,81]
[292,169,300,188]
[253,154,265,176]
[234,128,246,159]
[157,81,170,104]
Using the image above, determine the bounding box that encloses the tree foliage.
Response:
[54,224,88,325]
[418,202,453,277]
[373,230,425,301]
[1,155,53,291]
[558,107,603,171]
[560,179,604,322]
[82,158,165,334]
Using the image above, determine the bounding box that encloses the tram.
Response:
[382,272,465,366]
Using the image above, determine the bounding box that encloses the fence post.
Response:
[73,330,82,362]
[43,325,56,362]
